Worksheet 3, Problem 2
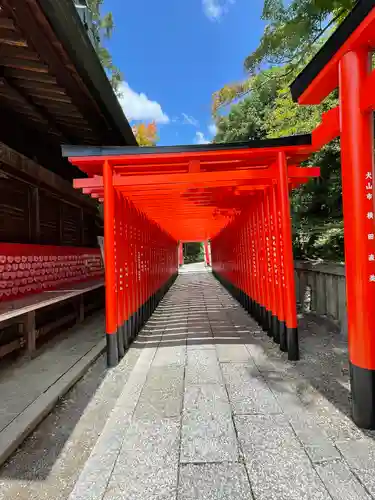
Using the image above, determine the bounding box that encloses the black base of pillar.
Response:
[211,272,300,363]
[272,316,280,344]
[260,306,268,332]
[120,323,127,351]
[267,311,273,337]
[248,298,253,315]
[106,332,119,367]
[130,314,136,340]
[286,326,299,361]
[254,302,261,323]
[124,319,130,348]
[350,362,375,429]
[105,273,178,370]
[117,325,125,358]
[279,321,288,352]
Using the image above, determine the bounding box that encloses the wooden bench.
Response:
[0,279,104,358]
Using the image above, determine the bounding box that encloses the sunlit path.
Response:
[62,266,375,500]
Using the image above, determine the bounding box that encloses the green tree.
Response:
[213,67,283,140]
[213,0,354,112]
[212,65,344,261]
[245,0,354,75]
[87,0,122,92]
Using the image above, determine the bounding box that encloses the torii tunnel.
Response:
[63,0,375,430]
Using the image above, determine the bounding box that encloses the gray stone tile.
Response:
[181,384,238,463]
[288,419,340,463]
[235,414,330,500]
[187,341,216,350]
[185,349,222,385]
[336,439,375,490]
[178,463,253,500]
[352,468,375,498]
[68,345,158,500]
[221,363,281,415]
[152,345,186,367]
[313,406,364,443]
[104,418,180,500]
[216,344,251,362]
[134,365,184,419]
[316,460,372,500]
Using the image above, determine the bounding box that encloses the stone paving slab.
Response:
[180,383,238,463]
[235,414,331,500]
[221,363,282,415]
[316,460,373,500]
[178,463,253,500]
[104,418,180,500]
[133,365,184,419]
[185,349,222,385]
[64,264,375,500]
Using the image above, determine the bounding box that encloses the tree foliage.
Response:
[132,122,158,146]
[209,0,355,261]
[212,0,354,112]
[213,64,344,260]
[245,0,354,74]
[213,68,283,136]
[87,0,122,92]
[183,243,204,264]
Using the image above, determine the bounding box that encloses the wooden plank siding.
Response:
[0,141,102,247]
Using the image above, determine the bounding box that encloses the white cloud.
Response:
[195,131,210,144]
[182,113,199,127]
[208,123,217,136]
[117,82,169,124]
[202,0,235,21]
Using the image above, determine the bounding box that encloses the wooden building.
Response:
[0,0,137,358]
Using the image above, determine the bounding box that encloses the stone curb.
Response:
[0,338,106,467]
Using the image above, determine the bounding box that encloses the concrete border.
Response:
[0,338,105,467]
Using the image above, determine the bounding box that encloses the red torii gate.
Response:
[62,0,375,429]
[63,136,319,367]
[290,0,375,429]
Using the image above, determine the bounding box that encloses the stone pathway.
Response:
[36,266,375,499]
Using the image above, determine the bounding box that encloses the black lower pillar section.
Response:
[267,311,273,337]
[117,326,125,358]
[272,315,280,343]
[260,306,268,332]
[106,332,119,367]
[286,327,299,361]
[130,314,136,339]
[119,323,127,351]
[279,321,288,352]
[123,319,130,349]
[350,363,375,429]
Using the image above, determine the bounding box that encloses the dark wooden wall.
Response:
[0,141,104,359]
[0,141,102,247]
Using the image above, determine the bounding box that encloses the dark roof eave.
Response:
[38,0,137,146]
[61,134,312,158]
[290,0,375,102]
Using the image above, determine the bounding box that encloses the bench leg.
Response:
[25,311,36,356]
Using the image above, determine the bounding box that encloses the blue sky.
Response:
[102,0,266,146]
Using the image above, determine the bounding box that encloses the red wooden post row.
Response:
[102,159,178,366]
[210,152,299,361]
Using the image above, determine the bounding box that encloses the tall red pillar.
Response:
[339,49,375,429]
[103,160,119,367]
[276,152,299,361]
